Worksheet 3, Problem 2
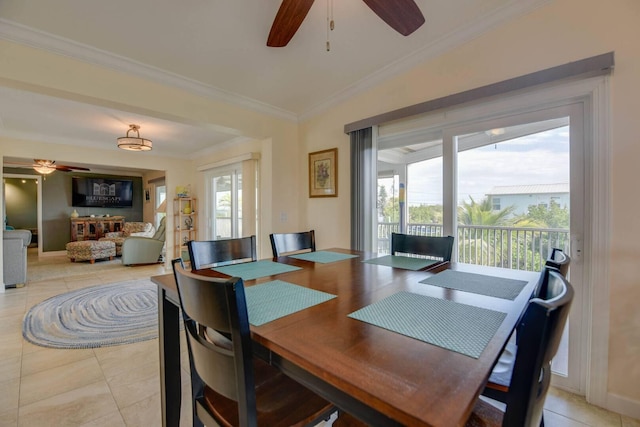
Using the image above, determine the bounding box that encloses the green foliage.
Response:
[457,197,517,226]
[408,205,442,224]
[517,200,569,228]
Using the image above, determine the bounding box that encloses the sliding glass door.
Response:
[204,164,242,240]
[375,103,586,392]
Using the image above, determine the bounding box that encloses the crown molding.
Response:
[298,0,553,122]
[0,19,298,123]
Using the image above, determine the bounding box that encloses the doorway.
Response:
[3,173,43,254]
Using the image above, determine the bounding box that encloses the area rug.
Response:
[23,279,159,349]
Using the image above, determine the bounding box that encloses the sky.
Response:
[384,126,570,206]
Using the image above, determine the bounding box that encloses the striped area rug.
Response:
[23,279,159,349]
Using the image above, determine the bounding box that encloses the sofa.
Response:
[99,221,155,256]
[3,229,32,288]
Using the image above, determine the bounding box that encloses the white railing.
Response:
[377,222,570,272]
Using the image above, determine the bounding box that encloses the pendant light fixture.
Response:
[117,124,152,151]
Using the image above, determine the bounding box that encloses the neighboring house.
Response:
[486,183,569,215]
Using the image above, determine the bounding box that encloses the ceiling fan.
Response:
[267,0,426,47]
[5,159,91,175]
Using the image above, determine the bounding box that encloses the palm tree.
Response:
[457,197,517,266]
[458,197,516,225]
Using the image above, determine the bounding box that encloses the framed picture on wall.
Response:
[145,188,151,203]
[309,148,337,198]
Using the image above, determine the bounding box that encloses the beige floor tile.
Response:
[544,409,591,426]
[94,339,158,379]
[78,411,126,427]
[107,360,160,409]
[546,387,622,427]
[119,392,162,427]
[623,415,640,427]
[0,408,18,427]
[0,355,22,382]
[19,357,106,406]
[0,333,23,358]
[18,381,119,427]
[20,347,95,376]
[0,378,20,412]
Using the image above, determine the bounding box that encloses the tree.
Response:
[408,204,443,224]
[458,197,516,225]
[517,200,569,228]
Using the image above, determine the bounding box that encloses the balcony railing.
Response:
[377,222,570,272]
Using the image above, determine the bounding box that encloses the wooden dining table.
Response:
[152,248,539,427]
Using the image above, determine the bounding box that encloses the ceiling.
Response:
[0,0,546,164]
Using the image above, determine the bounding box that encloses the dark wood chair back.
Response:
[172,259,255,425]
[269,230,316,257]
[172,259,335,427]
[187,236,257,270]
[390,233,454,262]
[502,269,574,426]
[545,247,570,277]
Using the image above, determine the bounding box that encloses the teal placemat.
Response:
[213,260,301,281]
[420,270,527,301]
[289,251,359,264]
[245,280,336,326]
[362,255,439,271]
[348,291,506,358]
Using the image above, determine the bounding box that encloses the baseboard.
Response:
[607,392,640,420]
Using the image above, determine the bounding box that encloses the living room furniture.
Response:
[186,236,257,270]
[70,216,125,241]
[99,221,155,256]
[269,230,316,257]
[121,217,166,266]
[174,197,197,258]
[66,240,116,263]
[171,260,335,427]
[3,229,32,288]
[152,250,540,427]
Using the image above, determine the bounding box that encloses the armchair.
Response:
[120,217,166,266]
[99,221,155,256]
[3,229,32,288]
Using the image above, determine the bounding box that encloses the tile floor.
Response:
[0,248,638,426]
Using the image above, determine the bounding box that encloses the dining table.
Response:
[152,248,539,427]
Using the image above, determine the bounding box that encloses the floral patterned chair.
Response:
[99,222,155,256]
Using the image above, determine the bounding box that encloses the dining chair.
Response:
[187,236,257,270]
[390,232,454,262]
[333,269,573,427]
[269,230,316,257]
[467,268,574,427]
[545,247,571,278]
[171,259,336,427]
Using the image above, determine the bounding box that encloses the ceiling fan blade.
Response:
[362,0,425,36]
[267,0,315,47]
[61,165,91,171]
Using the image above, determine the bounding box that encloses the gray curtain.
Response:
[350,127,374,251]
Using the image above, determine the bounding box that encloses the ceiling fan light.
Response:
[117,124,152,151]
[33,165,56,174]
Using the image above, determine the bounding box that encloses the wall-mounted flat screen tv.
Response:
[72,177,134,208]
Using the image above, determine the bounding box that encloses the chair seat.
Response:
[202,358,334,427]
[465,398,503,427]
[486,338,517,391]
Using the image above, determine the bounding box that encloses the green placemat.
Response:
[289,251,359,264]
[348,291,506,358]
[213,260,301,281]
[362,255,439,271]
[245,280,336,326]
[420,270,527,300]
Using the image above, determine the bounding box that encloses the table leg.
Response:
[159,287,182,427]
